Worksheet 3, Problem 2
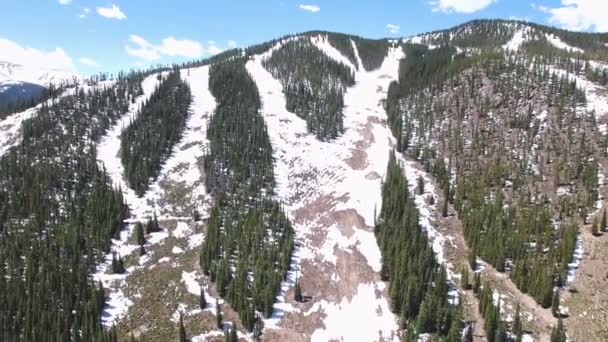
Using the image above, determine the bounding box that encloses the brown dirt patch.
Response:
[345,148,368,170]
[366,171,381,180]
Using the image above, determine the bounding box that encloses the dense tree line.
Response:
[0,71,144,340]
[353,37,390,71]
[376,152,461,339]
[201,60,294,333]
[204,60,274,196]
[263,38,355,140]
[121,68,192,196]
[326,33,359,69]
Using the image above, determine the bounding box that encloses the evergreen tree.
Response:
[461,266,470,290]
[294,279,303,302]
[229,322,238,342]
[552,290,561,317]
[136,222,145,246]
[592,217,600,236]
[253,314,264,341]
[179,314,187,342]
[514,303,523,342]
[550,318,567,342]
[216,299,223,329]
[200,287,207,310]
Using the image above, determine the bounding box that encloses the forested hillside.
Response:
[0,72,144,340]
[262,38,355,140]
[377,152,462,340]
[2,18,608,342]
[201,60,294,332]
[121,69,192,196]
[386,20,608,341]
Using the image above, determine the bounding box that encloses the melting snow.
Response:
[309,283,397,342]
[567,236,584,284]
[545,33,583,53]
[93,66,216,327]
[246,41,404,339]
[503,29,529,51]
[310,35,358,71]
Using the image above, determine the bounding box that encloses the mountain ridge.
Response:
[1,18,608,342]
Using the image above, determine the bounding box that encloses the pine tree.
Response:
[602,208,607,232]
[216,299,223,329]
[135,222,145,246]
[179,314,187,342]
[294,279,303,302]
[192,209,201,222]
[591,217,600,236]
[200,287,207,310]
[514,302,523,342]
[146,217,154,235]
[229,322,238,342]
[417,175,425,195]
[253,314,264,341]
[461,266,470,290]
[550,318,567,342]
[442,185,450,217]
[552,290,561,317]
[111,252,126,274]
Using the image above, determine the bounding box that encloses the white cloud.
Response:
[0,37,75,71]
[206,41,224,55]
[78,57,100,67]
[96,4,127,20]
[386,24,400,34]
[429,0,496,13]
[79,7,90,19]
[58,0,72,5]
[299,4,321,13]
[159,37,204,57]
[535,0,608,32]
[227,40,238,48]
[125,35,206,61]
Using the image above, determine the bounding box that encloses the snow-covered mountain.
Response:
[0,60,77,87]
[2,19,608,342]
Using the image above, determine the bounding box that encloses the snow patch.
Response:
[567,236,584,284]
[247,43,404,338]
[309,283,397,342]
[503,29,529,51]
[310,35,358,72]
[92,66,216,327]
[545,33,583,53]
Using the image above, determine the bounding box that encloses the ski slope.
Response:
[247,38,406,341]
[94,66,216,327]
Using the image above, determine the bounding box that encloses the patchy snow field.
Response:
[246,38,404,340]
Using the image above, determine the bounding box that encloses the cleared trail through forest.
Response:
[246,40,404,341]
[94,67,216,329]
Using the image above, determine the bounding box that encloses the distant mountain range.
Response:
[0,60,77,107]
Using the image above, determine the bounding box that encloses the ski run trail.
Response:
[94,66,216,328]
[3,32,606,340]
[245,37,455,341]
[89,36,459,340]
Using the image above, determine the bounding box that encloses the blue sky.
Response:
[1,0,606,76]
